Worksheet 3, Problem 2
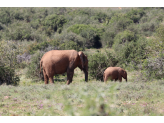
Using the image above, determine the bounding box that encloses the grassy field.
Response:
[0,68,164,116]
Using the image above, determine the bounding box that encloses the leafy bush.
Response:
[5,22,32,41]
[26,51,45,81]
[109,15,133,31]
[113,37,147,68]
[42,14,67,35]
[101,27,116,47]
[54,32,85,50]
[17,53,31,68]
[68,24,104,48]
[139,21,158,36]
[112,30,138,49]
[80,29,102,48]
[30,20,40,30]
[155,22,164,48]
[0,65,20,85]
[59,41,82,51]
[92,11,109,23]
[142,54,164,80]
[88,50,118,81]
[0,8,12,24]
[140,22,164,80]
[0,41,20,85]
[67,24,103,35]
[126,8,146,23]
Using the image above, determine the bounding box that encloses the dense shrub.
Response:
[92,11,109,23]
[68,24,104,48]
[4,22,32,41]
[126,8,146,23]
[0,41,20,85]
[139,22,158,36]
[88,50,118,81]
[26,51,45,81]
[101,27,116,47]
[112,30,138,49]
[0,8,12,24]
[113,37,147,68]
[24,40,59,54]
[59,41,82,51]
[67,24,103,35]
[80,29,102,48]
[140,22,164,80]
[142,54,164,80]
[0,64,19,85]
[108,14,133,31]
[42,14,67,35]
[54,32,85,50]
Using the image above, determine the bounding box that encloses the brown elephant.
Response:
[40,50,88,85]
[103,67,127,82]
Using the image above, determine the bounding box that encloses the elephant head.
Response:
[78,51,88,82]
[119,68,127,82]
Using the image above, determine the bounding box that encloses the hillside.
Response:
[0,7,164,86]
[0,7,164,116]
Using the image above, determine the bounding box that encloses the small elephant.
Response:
[40,50,88,85]
[103,67,127,82]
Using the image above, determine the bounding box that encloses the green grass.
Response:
[0,68,164,116]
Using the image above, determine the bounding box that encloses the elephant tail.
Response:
[40,60,42,74]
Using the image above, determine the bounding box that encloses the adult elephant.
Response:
[40,50,88,85]
[103,67,127,82]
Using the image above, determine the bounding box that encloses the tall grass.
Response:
[0,79,164,116]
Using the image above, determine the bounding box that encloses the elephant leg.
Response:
[118,75,122,82]
[115,78,118,82]
[66,70,74,85]
[104,75,108,83]
[70,71,74,83]
[49,77,54,84]
[43,70,49,84]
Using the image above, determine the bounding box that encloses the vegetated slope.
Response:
[1,7,164,116]
[0,7,164,84]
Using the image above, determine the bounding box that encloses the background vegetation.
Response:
[0,7,164,116]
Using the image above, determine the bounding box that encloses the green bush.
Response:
[92,11,109,23]
[68,24,104,48]
[59,41,82,51]
[80,29,102,48]
[42,14,67,35]
[113,37,147,68]
[30,20,40,29]
[108,13,133,31]
[126,8,145,23]
[4,22,32,41]
[88,50,118,81]
[101,27,116,47]
[67,24,99,34]
[142,54,164,80]
[0,65,19,85]
[0,41,20,85]
[26,51,45,81]
[113,30,138,49]
[27,41,49,54]
[140,22,164,80]
[0,8,12,24]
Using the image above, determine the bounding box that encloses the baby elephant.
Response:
[103,67,127,82]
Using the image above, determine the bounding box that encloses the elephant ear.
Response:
[78,51,85,69]
[118,68,123,76]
